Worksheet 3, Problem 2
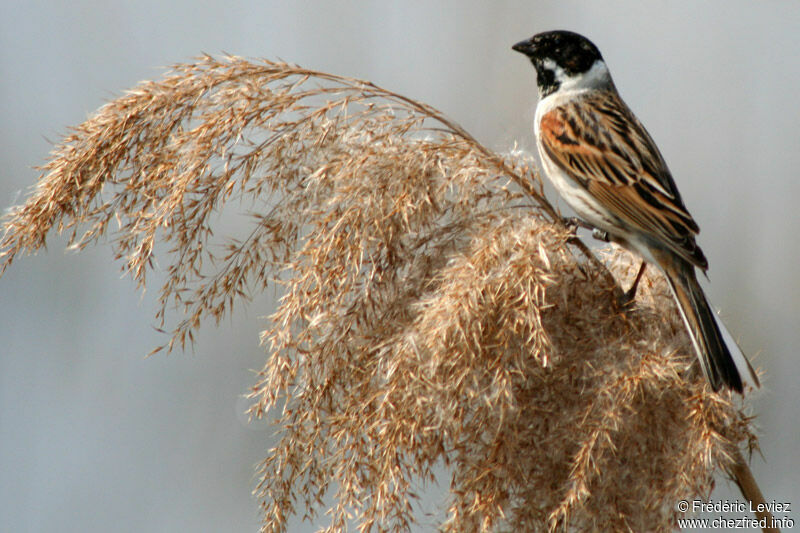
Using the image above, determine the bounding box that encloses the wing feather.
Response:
[539,91,707,269]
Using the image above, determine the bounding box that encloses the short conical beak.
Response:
[512,38,534,55]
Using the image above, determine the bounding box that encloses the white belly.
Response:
[536,142,618,232]
[532,91,621,235]
[532,93,664,267]
[536,141,661,266]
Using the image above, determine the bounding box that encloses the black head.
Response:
[512,31,604,97]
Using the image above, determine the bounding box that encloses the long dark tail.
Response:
[664,266,744,392]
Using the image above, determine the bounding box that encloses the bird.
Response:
[511,30,758,393]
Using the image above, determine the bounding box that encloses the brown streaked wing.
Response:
[539,91,707,269]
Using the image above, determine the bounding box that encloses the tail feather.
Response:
[712,310,760,389]
[664,267,746,393]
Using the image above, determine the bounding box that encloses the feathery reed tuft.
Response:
[1,56,757,532]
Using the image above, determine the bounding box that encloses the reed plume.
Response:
[0,56,761,532]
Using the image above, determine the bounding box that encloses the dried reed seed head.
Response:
[0,56,755,532]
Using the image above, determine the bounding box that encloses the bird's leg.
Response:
[591,228,610,242]
[618,261,647,307]
[560,216,611,243]
[561,216,596,231]
[561,216,604,238]
[561,216,587,234]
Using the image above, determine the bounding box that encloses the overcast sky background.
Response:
[1,1,798,531]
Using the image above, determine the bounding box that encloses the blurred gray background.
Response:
[1,1,797,531]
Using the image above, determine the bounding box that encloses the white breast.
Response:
[533,95,619,233]
[535,140,618,231]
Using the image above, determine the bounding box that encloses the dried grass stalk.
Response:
[1,56,758,532]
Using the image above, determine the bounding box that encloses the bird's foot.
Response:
[616,262,647,307]
[592,228,610,242]
[616,285,638,308]
[561,216,583,234]
[561,217,611,243]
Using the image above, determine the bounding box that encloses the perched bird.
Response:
[512,30,758,392]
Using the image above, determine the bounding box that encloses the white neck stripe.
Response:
[548,59,613,94]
